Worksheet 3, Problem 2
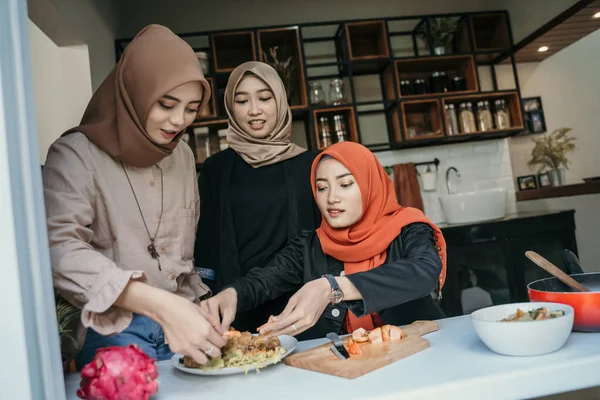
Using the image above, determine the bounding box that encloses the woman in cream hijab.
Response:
[43,25,225,368]
[194,62,320,333]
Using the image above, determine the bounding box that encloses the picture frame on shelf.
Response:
[517,175,538,191]
[537,172,552,188]
[522,97,546,134]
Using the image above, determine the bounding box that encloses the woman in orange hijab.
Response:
[204,142,446,339]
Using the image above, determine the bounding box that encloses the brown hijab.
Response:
[225,61,305,168]
[64,24,211,168]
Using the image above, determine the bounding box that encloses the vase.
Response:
[433,46,446,55]
[548,168,566,186]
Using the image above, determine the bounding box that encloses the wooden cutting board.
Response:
[284,320,439,379]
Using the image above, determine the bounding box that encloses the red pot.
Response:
[528,272,600,332]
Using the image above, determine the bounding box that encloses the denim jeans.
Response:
[75,313,173,370]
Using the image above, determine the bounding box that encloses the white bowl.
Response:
[471,302,574,356]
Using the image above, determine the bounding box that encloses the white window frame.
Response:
[0,0,67,399]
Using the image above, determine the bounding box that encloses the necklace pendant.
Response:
[147,243,160,259]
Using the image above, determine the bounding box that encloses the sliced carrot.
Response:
[381,325,391,341]
[352,327,370,343]
[345,338,363,356]
[368,327,383,344]
[389,325,403,340]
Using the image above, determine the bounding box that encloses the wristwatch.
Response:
[322,274,344,304]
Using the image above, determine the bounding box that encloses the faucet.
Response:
[446,167,461,194]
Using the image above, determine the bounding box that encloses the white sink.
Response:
[439,188,506,225]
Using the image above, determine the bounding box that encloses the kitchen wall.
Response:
[28,20,92,163]
[28,0,120,90]
[479,28,600,273]
[374,139,516,224]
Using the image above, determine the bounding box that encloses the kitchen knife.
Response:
[326,332,350,360]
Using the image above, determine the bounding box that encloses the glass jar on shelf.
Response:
[400,80,413,96]
[450,76,466,92]
[309,81,327,106]
[319,116,332,148]
[431,71,448,93]
[476,100,494,131]
[413,78,429,95]
[328,78,347,106]
[195,52,210,75]
[459,102,476,133]
[333,115,348,142]
[445,103,459,136]
[494,99,511,129]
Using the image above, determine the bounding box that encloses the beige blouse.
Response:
[43,132,209,336]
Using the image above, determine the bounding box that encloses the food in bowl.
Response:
[471,302,574,356]
[500,307,565,322]
[183,330,286,372]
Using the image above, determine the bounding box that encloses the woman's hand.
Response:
[155,294,227,365]
[200,288,238,332]
[258,278,331,337]
[115,280,226,365]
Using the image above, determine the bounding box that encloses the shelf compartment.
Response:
[455,13,510,55]
[395,55,478,99]
[313,106,358,150]
[441,91,524,136]
[401,99,443,141]
[196,77,217,120]
[258,27,308,109]
[211,31,256,73]
[188,119,228,164]
[345,20,390,60]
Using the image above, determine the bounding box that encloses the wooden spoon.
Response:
[525,251,590,292]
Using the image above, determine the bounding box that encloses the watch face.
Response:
[331,289,344,304]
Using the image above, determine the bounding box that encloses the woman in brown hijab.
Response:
[43,25,225,368]
[194,62,320,333]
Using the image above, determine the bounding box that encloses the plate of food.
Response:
[172,331,297,376]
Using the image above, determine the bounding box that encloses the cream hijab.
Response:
[64,24,211,168]
[225,62,306,168]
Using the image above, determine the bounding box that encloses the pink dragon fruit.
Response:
[77,344,159,400]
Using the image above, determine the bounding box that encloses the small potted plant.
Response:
[55,291,81,372]
[416,18,459,55]
[527,127,577,186]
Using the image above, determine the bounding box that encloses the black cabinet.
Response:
[439,211,577,317]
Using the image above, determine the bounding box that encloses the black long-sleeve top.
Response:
[229,222,445,340]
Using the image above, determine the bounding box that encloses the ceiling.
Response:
[510,0,600,63]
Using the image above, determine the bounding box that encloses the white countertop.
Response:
[64,316,600,400]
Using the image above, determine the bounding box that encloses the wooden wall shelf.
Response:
[211,31,256,72]
[345,20,390,60]
[442,91,523,135]
[114,9,525,155]
[401,100,443,141]
[516,181,600,202]
[313,106,358,149]
[196,77,217,120]
[395,55,478,99]
[258,27,308,109]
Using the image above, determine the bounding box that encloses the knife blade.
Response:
[326,332,350,360]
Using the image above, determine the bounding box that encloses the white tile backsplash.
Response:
[374,138,517,224]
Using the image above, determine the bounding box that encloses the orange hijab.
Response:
[310,142,447,332]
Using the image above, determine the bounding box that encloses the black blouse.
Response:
[194,148,321,332]
[230,156,288,273]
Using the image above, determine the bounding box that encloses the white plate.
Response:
[172,335,298,376]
